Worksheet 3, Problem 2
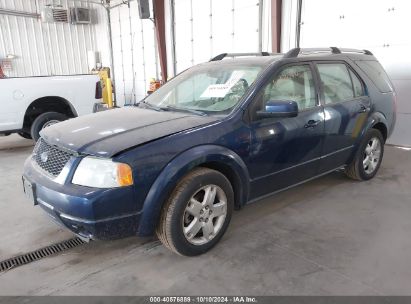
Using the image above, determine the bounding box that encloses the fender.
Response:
[361,111,388,141]
[137,145,250,236]
[348,111,388,162]
[20,96,78,130]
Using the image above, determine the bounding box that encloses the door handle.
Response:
[358,104,370,113]
[304,119,321,128]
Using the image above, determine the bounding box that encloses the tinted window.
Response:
[355,60,393,93]
[317,63,354,104]
[263,65,316,111]
[349,69,365,97]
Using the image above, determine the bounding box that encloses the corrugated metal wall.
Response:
[0,0,108,77]
[171,0,262,74]
[1,0,272,107]
[109,0,272,106]
[109,1,158,106]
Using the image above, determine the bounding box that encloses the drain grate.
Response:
[0,237,85,272]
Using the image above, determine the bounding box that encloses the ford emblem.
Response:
[40,151,48,163]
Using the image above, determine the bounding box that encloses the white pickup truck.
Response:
[0,74,101,141]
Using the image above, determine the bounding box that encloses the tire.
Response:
[31,112,67,142]
[345,128,384,181]
[156,167,234,256]
[18,132,32,140]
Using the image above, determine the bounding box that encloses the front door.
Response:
[314,62,370,172]
[247,64,325,200]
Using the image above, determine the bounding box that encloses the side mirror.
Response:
[256,100,299,119]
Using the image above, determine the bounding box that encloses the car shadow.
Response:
[0,134,34,151]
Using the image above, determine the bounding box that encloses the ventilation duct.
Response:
[41,6,69,23]
[70,7,92,24]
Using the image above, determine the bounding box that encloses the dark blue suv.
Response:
[23,47,396,256]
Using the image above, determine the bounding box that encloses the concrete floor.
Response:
[0,134,411,295]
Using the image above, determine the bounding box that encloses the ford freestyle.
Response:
[22,47,396,256]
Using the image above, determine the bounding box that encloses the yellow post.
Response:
[105,77,113,108]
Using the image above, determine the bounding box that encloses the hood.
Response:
[41,107,219,157]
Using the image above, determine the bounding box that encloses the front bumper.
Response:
[23,156,141,240]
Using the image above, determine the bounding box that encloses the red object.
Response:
[271,0,282,53]
[0,65,5,78]
[147,79,162,94]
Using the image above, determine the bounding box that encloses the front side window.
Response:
[317,63,354,104]
[143,64,262,115]
[262,65,317,111]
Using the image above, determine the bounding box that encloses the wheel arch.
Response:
[137,145,250,236]
[365,112,388,141]
[23,96,77,130]
[200,160,245,209]
[372,122,387,142]
[349,111,388,164]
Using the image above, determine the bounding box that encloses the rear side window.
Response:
[355,60,393,93]
[317,63,354,104]
[349,69,365,97]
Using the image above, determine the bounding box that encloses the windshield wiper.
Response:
[161,105,206,116]
[137,101,163,111]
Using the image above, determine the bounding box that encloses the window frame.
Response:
[247,62,321,122]
[313,60,367,106]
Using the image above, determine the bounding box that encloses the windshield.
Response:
[143,63,263,115]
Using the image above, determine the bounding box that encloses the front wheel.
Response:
[156,168,234,256]
[345,128,384,180]
[31,112,67,141]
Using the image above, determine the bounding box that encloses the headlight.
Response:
[72,157,133,188]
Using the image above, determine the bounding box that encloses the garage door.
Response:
[299,0,411,146]
[173,0,261,73]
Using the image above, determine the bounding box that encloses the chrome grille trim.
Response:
[32,138,74,177]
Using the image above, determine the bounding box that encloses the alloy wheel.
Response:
[182,184,227,245]
[363,137,382,175]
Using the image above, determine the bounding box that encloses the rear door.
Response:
[314,61,370,172]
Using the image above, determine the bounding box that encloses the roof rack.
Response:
[210,52,274,61]
[283,47,373,58]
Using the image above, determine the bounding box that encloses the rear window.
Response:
[355,60,393,93]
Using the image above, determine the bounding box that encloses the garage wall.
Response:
[109,1,158,106]
[280,0,298,52]
[282,0,411,146]
[0,0,109,77]
[110,0,272,106]
[168,0,267,74]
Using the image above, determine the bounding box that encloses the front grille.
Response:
[33,138,73,177]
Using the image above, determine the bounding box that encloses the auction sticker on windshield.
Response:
[200,71,245,98]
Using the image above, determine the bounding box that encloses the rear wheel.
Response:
[156,168,234,256]
[345,128,384,180]
[30,112,67,141]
